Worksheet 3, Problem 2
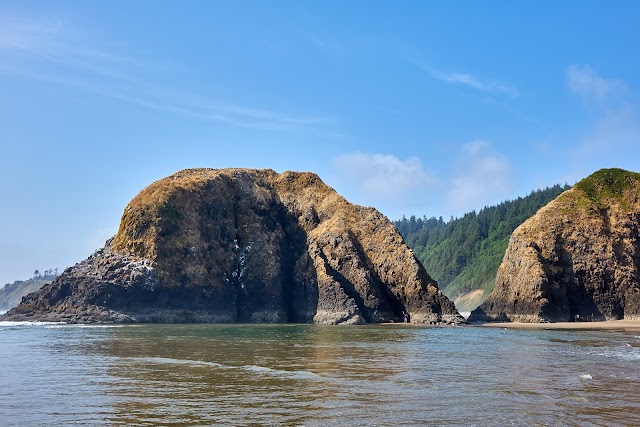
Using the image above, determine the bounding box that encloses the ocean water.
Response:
[1,323,639,426]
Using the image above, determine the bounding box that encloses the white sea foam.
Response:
[242,364,321,380]
[0,321,66,327]
[243,365,273,373]
[76,324,124,328]
[43,324,125,329]
[579,374,592,380]
[596,347,640,361]
[0,321,128,329]
[136,356,227,369]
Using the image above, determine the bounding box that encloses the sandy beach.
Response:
[473,319,640,332]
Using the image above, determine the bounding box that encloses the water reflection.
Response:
[94,325,420,426]
[1,324,639,426]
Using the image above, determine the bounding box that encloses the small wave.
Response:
[135,356,227,369]
[579,374,592,380]
[130,356,321,380]
[77,324,124,328]
[596,347,640,361]
[0,321,66,327]
[43,324,125,329]
[242,364,321,380]
[562,395,588,403]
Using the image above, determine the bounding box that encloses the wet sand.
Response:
[474,319,640,332]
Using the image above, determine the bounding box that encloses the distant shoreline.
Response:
[473,319,640,331]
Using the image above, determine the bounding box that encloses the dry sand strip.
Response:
[473,319,640,332]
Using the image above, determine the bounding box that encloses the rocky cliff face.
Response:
[470,169,640,322]
[3,168,462,324]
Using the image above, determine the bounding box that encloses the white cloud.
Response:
[428,68,518,98]
[567,65,627,105]
[448,141,513,214]
[332,152,436,207]
[333,147,515,218]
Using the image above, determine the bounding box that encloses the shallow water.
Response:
[1,323,639,426]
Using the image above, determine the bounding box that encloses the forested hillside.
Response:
[0,269,58,311]
[395,184,570,311]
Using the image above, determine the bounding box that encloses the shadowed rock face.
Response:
[470,168,640,323]
[3,168,462,324]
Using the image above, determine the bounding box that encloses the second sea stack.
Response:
[470,168,640,323]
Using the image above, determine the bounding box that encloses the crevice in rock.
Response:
[349,232,405,322]
[317,250,373,323]
[275,202,304,322]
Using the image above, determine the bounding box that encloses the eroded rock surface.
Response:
[4,168,462,324]
[470,169,640,322]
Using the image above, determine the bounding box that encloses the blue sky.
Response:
[1,1,639,285]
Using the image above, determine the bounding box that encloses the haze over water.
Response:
[1,323,639,426]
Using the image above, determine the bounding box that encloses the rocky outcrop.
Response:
[3,168,462,324]
[470,168,640,322]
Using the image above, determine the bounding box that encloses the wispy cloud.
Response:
[566,65,639,178]
[383,44,519,98]
[0,16,63,50]
[0,16,336,135]
[448,141,513,214]
[567,64,627,105]
[428,68,518,98]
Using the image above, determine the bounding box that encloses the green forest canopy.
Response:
[395,184,570,311]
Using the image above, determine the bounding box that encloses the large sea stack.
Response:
[3,168,462,324]
[470,168,640,322]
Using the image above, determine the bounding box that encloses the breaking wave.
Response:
[0,321,66,327]
[596,346,640,361]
